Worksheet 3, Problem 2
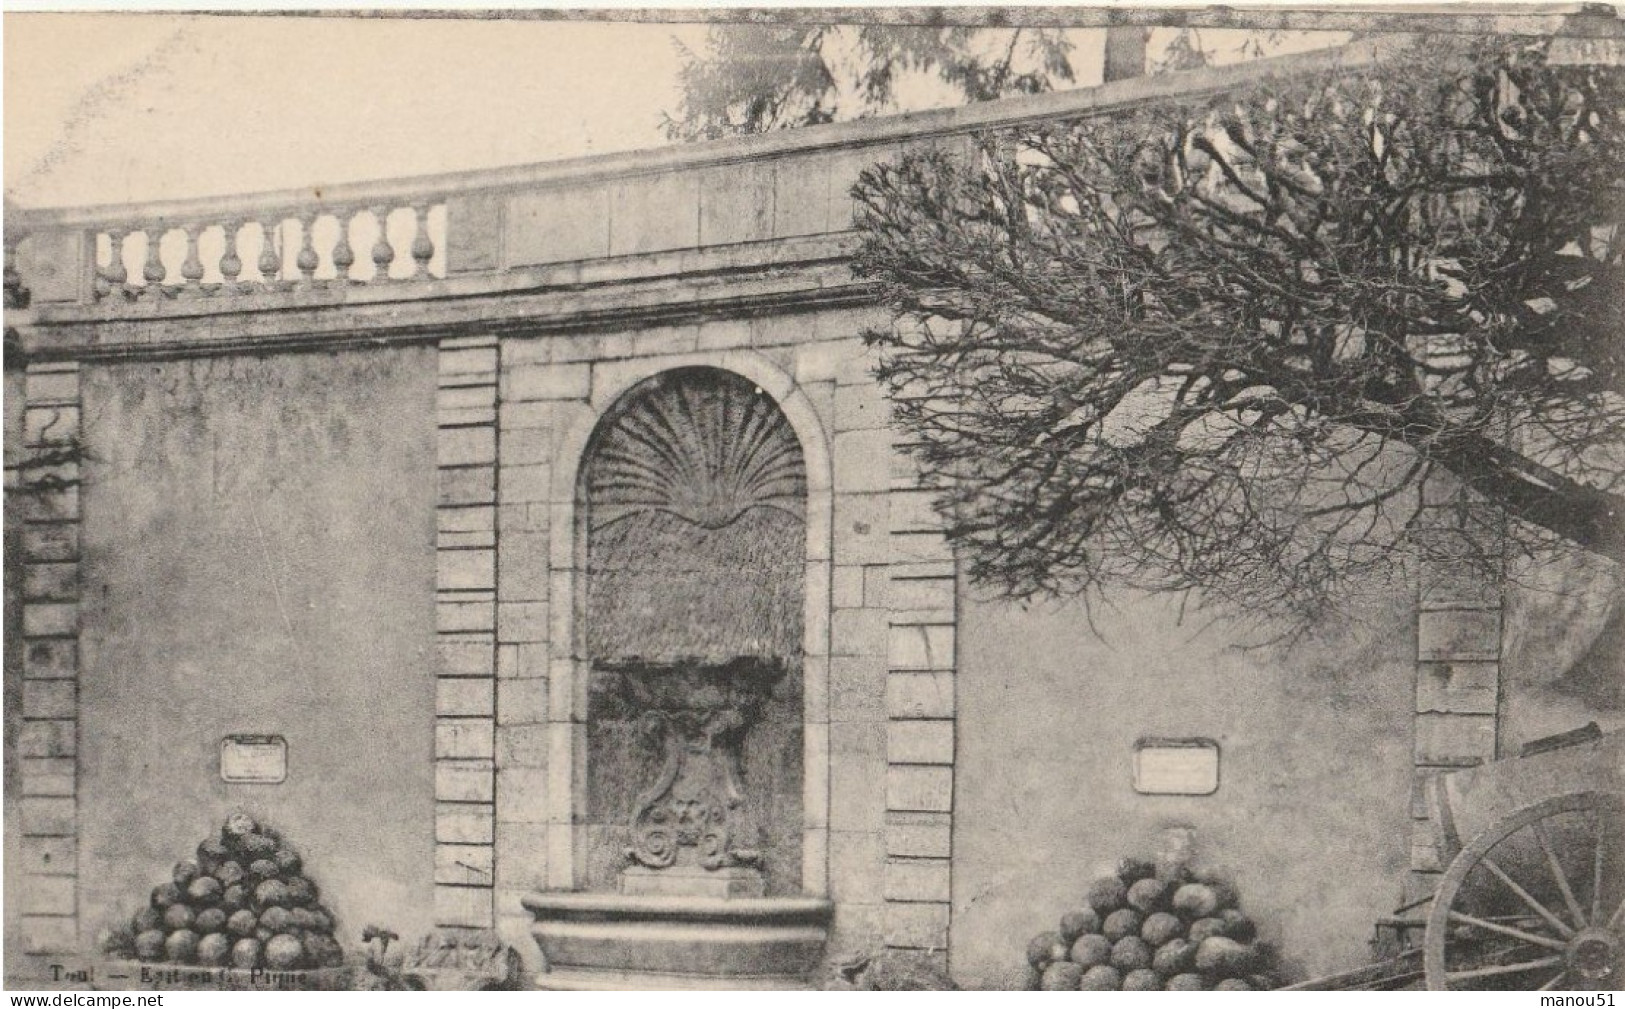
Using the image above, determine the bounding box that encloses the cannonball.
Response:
[1141,911,1184,947]
[134,929,167,962]
[164,929,199,964]
[1058,907,1100,942]
[240,834,279,860]
[259,907,294,934]
[1111,936,1153,973]
[151,883,182,909]
[248,859,280,882]
[1086,877,1128,914]
[1126,877,1168,913]
[230,937,261,970]
[1152,937,1197,977]
[1116,857,1157,884]
[274,848,302,877]
[1166,973,1207,990]
[221,884,248,912]
[226,909,258,938]
[1122,968,1162,991]
[1027,930,1068,968]
[162,904,195,932]
[197,838,231,871]
[1102,908,1144,943]
[133,907,163,933]
[1187,917,1229,945]
[1220,908,1257,942]
[194,908,227,935]
[284,876,316,906]
[1078,965,1122,991]
[1171,883,1220,919]
[264,934,304,970]
[172,859,200,887]
[186,876,223,907]
[253,879,289,909]
[197,932,233,967]
[1021,965,1042,990]
[214,861,245,888]
[1068,933,1113,970]
[1040,961,1084,991]
[1215,978,1254,991]
[224,813,258,839]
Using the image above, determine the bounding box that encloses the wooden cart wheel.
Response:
[1425,791,1623,991]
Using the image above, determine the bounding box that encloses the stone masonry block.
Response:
[609,171,701,256]
[832,565,865,610]
[21,837,76,877]
[438,465,496,507]
[886,672,955,719]
[883,858,952,902]
[437,597,495,634]
[23,603,77,639]
[887,626,955,672]
[435,843,495,886]
[497,765,549,824]
[21,758,75,797]
[883,901,950,950]
[886,720,954,765]
[506,184,611,266]
[24,563,78,603]
[1415,712,1497,766]
[436,720,495,760]
[885,814,952,859]
[21,915,79,955]
[437,549,495,592]
[23,680,76,720]
[830,655,885,722]
[830,722,885,833]
[20,721,74,758]
[25,369,80,406]
[438,426,496,467]
[889,577,954,617]
[434,883,494,928]
[439,346,498,379]
[25,406,80,446]
[437,678,494,717]
[834,493,891,566]
[24,639,77,680]
[438,636,495,678]
[495,822,550,893]
[1415,661,1499,715]
[21,797,76,837]
[21,875,76,917]
[699,161,774,246]
[1417,609,1502,662]
[436,803,496,845]
[503,363,592,403]
[833,428,893,493]
[445,192,503,274]
[831,607,887,658]
[498,677,549,725]
[886,766,953,813]
[436,761,495,803]
[829,830,885,903]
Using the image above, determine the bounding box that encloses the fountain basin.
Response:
[523,892,834,990]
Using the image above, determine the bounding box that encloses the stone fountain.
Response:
[524,368,832,989]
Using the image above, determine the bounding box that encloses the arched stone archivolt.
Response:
[539,347,834,895]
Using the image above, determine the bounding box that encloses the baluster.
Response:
[103,229,129,299]
[142,227,167,296]
[257,218,283,288]
[410,204,435,279]
[370,206,395,282]
[180,225,205,293]
[4,229,25,308]
[219,221,243,292]
[331,209,355,286]
[295,212,319,285]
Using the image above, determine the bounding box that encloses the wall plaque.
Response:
[220,735,287,784]
[1133,738,1219,795]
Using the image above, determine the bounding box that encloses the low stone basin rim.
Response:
[522,892,834,925]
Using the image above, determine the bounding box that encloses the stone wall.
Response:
[952,587,1417,987]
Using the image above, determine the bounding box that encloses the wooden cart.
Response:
[1284,726,1622,991]
[1421,726,1623,990]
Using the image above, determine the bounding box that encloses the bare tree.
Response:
[853,35,1623,626]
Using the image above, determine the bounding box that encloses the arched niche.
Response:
[577,366,807,896]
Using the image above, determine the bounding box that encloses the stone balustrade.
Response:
[89,202,446,300]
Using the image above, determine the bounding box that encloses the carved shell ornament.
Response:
[586,368,806,531]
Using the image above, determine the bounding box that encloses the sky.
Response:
[2,12,1349,211]
[4,14,713,207]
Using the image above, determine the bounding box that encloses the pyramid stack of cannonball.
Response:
[112,813,344,970]
[1022,857,1276,991]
